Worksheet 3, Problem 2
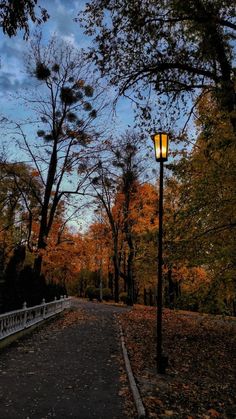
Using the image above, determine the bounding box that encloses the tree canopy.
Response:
[0,0,49,39]
[81,0,236,130]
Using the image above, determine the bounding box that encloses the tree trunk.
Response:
[168,268,174,308]
[33,137,58,278]
[144,288,147,305]
[126,240,134,306]
[33,254,43,278]
[112,239,120,302]
[108,271,113,298]
[114,263,119,303]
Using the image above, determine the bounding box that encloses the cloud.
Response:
[40,0,78,37]
[0,0,99,118]
[0,0,77,96]
[0,72,21,92]
[0,71,37,99]
[0,40,24,60]
[39,0,89,48]
[0,41,27,95]
[0,39,37,97]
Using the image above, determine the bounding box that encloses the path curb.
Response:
[119,324,146,419]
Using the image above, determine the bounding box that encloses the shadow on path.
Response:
[0,298,131,419]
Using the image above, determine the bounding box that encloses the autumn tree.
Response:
[80,0,236,131]
[40,214,79,294]
[90,132,149,304]
[84,220,112,296]
[170,94,236,314]
[90,160,123,302]
[112,134,144,305]
[12,35,106,278]
[59,217,113,299]
[77,182,158,304]
[128,182,158,302]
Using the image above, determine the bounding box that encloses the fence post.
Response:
[59,295,63,310]
[42,298,46,319]
[22,302,27,328]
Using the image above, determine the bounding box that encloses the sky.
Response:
[0,0,136,134]
[0,0,185,232]
[0,0,140,232]
[0,0,194,158]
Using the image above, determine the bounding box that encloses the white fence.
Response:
[0,296,71,341]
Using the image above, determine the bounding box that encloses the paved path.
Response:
[0,299,130,419]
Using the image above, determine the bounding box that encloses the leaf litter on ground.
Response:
[118,306,236,419]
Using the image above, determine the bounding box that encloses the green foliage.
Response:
[85,286,99,301]
[175,294,200,313]
[102,288,112,301]
[175,280,235,316]
[165,96,236,315]
[85,286,112,301]
[119,292,128,304]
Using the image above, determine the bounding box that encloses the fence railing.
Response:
[0,296,71,341]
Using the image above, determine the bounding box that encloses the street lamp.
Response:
[153,132,169,162]
[152,131,169,374]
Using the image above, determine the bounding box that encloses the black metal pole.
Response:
[157,160,164,373]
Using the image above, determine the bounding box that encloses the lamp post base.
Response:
[157,355,169,374]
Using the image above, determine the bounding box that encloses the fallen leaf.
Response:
[207,409,220,417]
[164,410,174,416]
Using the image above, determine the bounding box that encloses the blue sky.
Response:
[0,0,141,232]
[0,0,136,133]
[0,0,195,158]
[0,1,194,166]
[0,1,194,231]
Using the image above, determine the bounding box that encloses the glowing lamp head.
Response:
[152,132,169,162]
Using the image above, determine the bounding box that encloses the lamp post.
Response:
[98,205,103,302]
[99,257,103,302]
[152,132,169,374]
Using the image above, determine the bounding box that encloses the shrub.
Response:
[85,286,97,301]
[119,292,128,304]
[102,288,112,301]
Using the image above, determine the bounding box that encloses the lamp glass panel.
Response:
[161,133,168,159]
[153,132,169,161]
[154,133,161,160]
